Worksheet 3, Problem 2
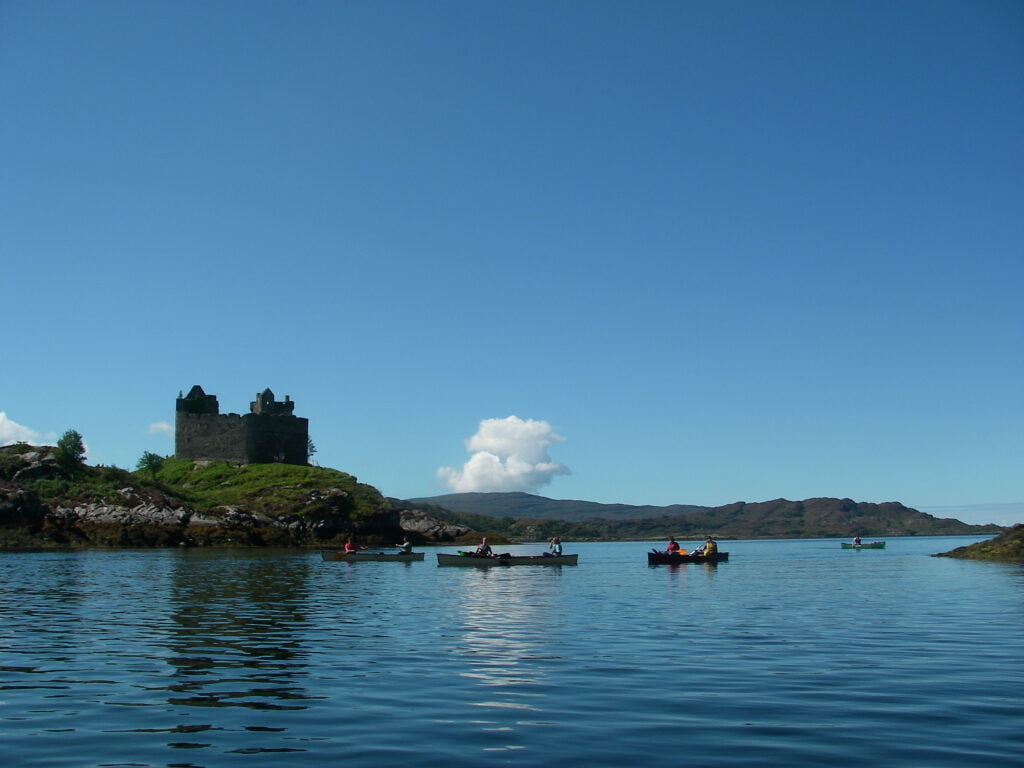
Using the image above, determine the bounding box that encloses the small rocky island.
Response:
[934,525,1024,562]
[0,442,466,549]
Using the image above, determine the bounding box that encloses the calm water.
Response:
[1,537,1021,767]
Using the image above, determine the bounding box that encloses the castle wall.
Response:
[243,414,309,464]
[175,412,248,464]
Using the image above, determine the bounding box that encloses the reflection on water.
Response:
[0,549,327,763]
[163,551,314,713]
[661,560,720,584]
[440,565,569,756]
[456,571,555,691]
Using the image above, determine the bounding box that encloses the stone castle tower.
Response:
[175,385,309,465]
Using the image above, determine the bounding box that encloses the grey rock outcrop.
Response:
[389,500,472,540]
[8,450,64,482]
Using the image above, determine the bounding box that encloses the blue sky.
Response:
[2,1,1022,525]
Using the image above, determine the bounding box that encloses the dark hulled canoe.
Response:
[437,552,578,566]
[320,551,425,562]
[841,542,886,549]
[647,551,729,565]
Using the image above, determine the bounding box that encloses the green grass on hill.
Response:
[149,459,385,519]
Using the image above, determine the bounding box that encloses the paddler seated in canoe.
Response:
[693,536,717,557]
[343,537,366,554]
[396,536,414,554]
[544,536,563,556]
[666,537,684,554]
[473,537,494,557]
[853,535,862,546]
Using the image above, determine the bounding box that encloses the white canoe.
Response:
[320,551,425,562]
[437,552,578,566]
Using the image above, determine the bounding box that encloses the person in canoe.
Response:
[396,536,414,554]
[693,536,717,557]
[545,537,563,557]
[474,537,494,557]
[666,537,682,554]
[343,538,366,554]
[853,535,862,546]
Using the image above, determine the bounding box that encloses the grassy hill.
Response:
[153,458,385,519]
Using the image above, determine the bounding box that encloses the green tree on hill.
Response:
[136,451,165,480]
[54,429,86,474]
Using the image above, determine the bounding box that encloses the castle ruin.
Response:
[175,385,309,465]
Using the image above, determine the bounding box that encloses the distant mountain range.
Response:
[406,491,707,521]
[404,492,1004,540]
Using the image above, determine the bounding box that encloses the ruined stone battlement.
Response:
[174,386,309,465]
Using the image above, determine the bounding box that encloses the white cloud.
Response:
[438,416,569,493]
[147,421,173,437]
[0,412,43,446]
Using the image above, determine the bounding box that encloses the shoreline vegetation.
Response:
[0,442,1011,560]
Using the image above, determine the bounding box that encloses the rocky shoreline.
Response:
[0,487,471,549]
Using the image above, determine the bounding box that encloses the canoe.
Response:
[841,542,886,549]
[437,552,578,567]
[320,551,425,562]
[647,551,729,565]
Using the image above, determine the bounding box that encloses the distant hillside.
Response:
[403,493,1003,540]
[406,492,707,521]
[682,497,1000,538]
